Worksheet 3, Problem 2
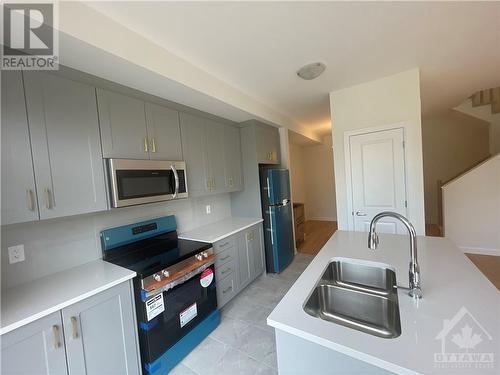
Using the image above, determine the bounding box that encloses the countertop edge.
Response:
[0,270,136,336]
[267,317,421,375]
[178,218,264,243]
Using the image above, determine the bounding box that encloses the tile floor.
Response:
[171,253,314,375]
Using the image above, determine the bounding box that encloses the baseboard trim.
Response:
[460,246,500,256]
[308,217,337,222]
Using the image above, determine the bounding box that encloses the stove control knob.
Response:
[162,270,170,278]
[202,251,208,258]
[195,254,203,261]
[153,273,161,282]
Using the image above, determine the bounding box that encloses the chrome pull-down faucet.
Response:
[368,212,422,299]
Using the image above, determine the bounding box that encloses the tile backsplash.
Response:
[1,194,231,289]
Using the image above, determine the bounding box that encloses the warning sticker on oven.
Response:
[180,303,197,328]
[145,293,164,322]
[200,268,214,288]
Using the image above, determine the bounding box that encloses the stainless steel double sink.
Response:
[304,259,401,338]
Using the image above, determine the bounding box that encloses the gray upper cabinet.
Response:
[205,119,226,193]
[223,125,243,192]
[180,112,209,196]
[62,282,140,375]
[97,88,149,159]
[1,71,39,225]
[256,124,280,164]
[24,72,107,220]
[145,102,183,160]
[1,311,68,375]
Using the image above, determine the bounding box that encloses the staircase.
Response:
[470,87,500,114]
[441,154,500,256]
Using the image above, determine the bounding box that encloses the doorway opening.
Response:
[288,130,337,255]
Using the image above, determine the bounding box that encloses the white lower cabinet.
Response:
[1,281,140,375]
[214,223,265,308]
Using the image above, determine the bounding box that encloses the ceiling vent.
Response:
[297,62,326,80]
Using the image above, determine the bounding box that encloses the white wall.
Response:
[289,136,337,221]
[422,110,491,224]
[443,154,500,255]
[329,69,426,234]
[1,194,231,289]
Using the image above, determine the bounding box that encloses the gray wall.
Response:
[1,194,231,289]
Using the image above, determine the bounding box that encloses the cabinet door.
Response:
[256,124,280,164]
[62,281,140,375]
[97,88,148,159]
[1,311,68,375]
[1,71,39,225]
[251,224,265,278]
[205,119,226,193]
[180,112,209,196]
[237,231,252,289]
[24,72,107,220]
[145,102,183,160]
[223,125,243,192]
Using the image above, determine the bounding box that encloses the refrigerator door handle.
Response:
[266,177,271,199]
[269,209,274,245]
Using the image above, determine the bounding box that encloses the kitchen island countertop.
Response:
[267,231,500,374]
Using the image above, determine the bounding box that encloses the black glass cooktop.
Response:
[103,231,211,278]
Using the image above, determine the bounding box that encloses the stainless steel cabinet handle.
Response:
[26,189,34,211]
[212,178,216,190]
[221,268,231,275]
[70,316,78,339]
[355,211,367,216]
[219,242,230,248]
[222,286,232,294]
[52,325,61,349]
[171,165,179,198]
[219,255,230,261]
[44,188,51,209]
[143,137,149,153]
[151,137,157,153]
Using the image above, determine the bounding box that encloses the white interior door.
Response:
[349,128,407,234]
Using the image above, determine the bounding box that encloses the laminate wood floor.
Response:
[466,254,500,291]
[297,220,337,255]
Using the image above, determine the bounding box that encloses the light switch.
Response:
[8,244,25,264]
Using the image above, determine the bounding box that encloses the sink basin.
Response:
[320,260,397,296]
[304,259,401,338]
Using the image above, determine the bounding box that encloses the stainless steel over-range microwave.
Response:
[106,158,188,208]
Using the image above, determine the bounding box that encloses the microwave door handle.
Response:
[171,165,179,198]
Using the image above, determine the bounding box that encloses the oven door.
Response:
[107,159,188,207]
[136,265,217,364]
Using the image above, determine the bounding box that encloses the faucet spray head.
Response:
[368,232,379,250]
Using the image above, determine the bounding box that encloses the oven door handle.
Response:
[171,165,179,199]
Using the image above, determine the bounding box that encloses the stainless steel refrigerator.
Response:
[259,166,295,273]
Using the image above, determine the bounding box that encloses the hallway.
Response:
[297,220,337,255]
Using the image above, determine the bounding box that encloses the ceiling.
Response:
[86,1,500,137]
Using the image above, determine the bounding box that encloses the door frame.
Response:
[343,122,409,231]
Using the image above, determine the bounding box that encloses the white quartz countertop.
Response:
[179,217,263,243]
[268,231,500,375]
[1,260,136,335]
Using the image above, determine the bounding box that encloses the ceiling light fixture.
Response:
[297,62,326,80]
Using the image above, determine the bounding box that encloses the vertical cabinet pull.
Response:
[212,177,216,190]
[52,325,61,349]
[26,189,34,211]
[70,316,78,339]
[151,138,157,153]
[143,137,149,153]
[44,188,51,209]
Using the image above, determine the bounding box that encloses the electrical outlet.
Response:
[8,244,25,264]
[205,205,211,214]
